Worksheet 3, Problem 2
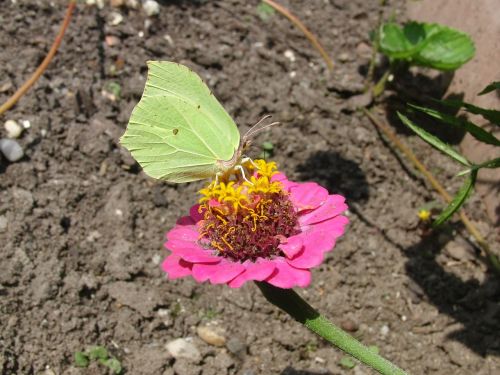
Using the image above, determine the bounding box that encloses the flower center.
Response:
[198,160,299,262]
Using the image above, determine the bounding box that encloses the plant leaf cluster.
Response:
[74,346,122,374]
[398,82,500,226]
[378,21,475,70]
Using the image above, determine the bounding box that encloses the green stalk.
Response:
[256,282,408,375]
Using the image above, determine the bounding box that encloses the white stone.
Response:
[109,12,124,26]
[165,338,201,362]
[4,120,22,138]
[143,0,160,17]
[0,138,23,162]
[284,49,296,62]
[21,119,30,129]
[380,324,390,336]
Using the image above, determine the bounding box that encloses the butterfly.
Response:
[120,61,277,183]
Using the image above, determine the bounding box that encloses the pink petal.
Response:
[299,195,348,225]
[265,258,311,288]
[192,260,245,284]
[165,240,220,263]
[162,254,193,279]
[227,259,277,288]
[290,182,329,211]
[309,215,349,235]
[271,172,299,191]
[278,235,304,258]
[286,230,336,269]
[166,226,199,242]
[189,204,204,223]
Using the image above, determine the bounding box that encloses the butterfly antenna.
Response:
[243,115,280,142]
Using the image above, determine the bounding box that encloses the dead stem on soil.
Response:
[262,0,334,71]
[363,107,500,274]
[0,1,76,117]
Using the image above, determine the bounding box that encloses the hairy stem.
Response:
[256,282,408,375]
[0,1,76,116]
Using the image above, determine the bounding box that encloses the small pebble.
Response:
[284,49,296,62]
[109,12,124,26]
[105,35,121,47]
[196,325,226,347]
[165,338,201,363]
[380,324,390,337]
[338,52,350,62]
[0,138,24,162]
[143,0,160,17]
[340,318,359,332]
[4,120,23,138]
[21,120,30,129]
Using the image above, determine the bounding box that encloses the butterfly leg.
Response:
[235,165,253,185]
[241,156,260,170]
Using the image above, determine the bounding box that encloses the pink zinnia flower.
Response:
[162,160,348,288]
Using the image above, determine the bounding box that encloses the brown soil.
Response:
[1,1,498,374]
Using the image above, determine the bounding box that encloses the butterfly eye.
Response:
[172,128,179,135]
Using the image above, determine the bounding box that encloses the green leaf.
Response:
[413,25,475,70]
[378,21,474,71]
[474,157,500,170]
[409,104,500,146]
[74,352,90,368]
[433,170,477,227]
[100,358,123,374]
[88,346,109,361]
[397,112,471,166]
[378,22,427,59]
[261,141,274,151]
[257,2,275,21]
[339,356,357,369]
[438,99,500,126]
[478,81,500,95]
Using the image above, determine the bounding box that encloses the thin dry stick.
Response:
[262,0,334,71]
[363,108,499,273]
[0,1,76,116]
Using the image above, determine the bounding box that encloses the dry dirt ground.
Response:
[1,1,499,374]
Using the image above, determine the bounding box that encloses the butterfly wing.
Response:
[120,61,241,183]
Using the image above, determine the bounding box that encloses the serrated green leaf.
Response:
[478,81,500,95]
[74,352,90,368]
[378,22,426,59]
[88,346,109,360]
[409,104,500,146]
[339,356,356,369]
[100,357,123,374]
[397,112,470,166]
[413,25,475,70]
[433,170,476,227]
[438,99,500,126]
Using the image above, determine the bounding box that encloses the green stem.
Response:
[256,282,409,375]
[373,69,391,98]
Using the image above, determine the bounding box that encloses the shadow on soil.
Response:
[296,151,369,204]
[404,232,500,357]
[281,367,332,375]
[356,208,500,357]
